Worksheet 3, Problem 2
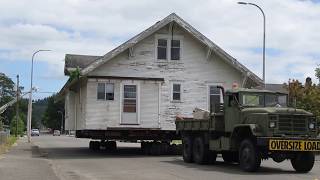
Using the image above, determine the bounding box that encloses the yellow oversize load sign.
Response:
[269,139,320,151]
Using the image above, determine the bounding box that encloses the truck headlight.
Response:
[309,122,315,129]
[269,121,276,128]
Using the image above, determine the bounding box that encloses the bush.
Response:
[10,115,24,136]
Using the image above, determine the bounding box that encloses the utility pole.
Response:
[15,75,19,137]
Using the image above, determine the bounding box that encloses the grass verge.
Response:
[0,136,18,154]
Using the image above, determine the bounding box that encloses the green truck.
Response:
[176,86,319,172]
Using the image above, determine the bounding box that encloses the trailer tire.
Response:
[106,141,117,151]
[222,152,239,163]
[239,139,261,172]
[182,136,193,163]
[291,152,314,173]
[89,141,94,150]
[192,136,210,164]
[208,151,217,164]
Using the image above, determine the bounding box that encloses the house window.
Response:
[106,83,114,100]
[171,40,180,60]
[97,83,105,100]
[172,84,181,101]
[157,39,167,60]
[97,83,114,100]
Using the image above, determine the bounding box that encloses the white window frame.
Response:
[96,82,115,101]
[155,34,183,61]
[171,82,182,102]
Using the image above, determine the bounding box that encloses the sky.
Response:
[0,0,319,99]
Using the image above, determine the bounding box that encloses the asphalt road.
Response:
[4,135,320,180]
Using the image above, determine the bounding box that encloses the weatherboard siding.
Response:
[85,79,159,129]
[82,24,243,130]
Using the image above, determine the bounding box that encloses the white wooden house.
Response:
[59,13,262,132]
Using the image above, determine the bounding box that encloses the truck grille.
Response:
[278,115,307,134]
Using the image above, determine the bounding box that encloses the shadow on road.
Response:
[33,145,302,175]
[160,158,296,175]
[35,146,177,159]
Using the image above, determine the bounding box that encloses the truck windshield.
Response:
[242,93,287,107]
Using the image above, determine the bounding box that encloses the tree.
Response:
[42,95,64,130]
[286,78,320,120]
[10,115,25,136]
[316,65,320,85]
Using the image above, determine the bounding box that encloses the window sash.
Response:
[171,40,180,60]
[106,83,114,100]
[157,39,167,60]
[172,84,181,101]
[97,83,105,100]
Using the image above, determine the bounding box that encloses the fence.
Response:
[0,131,10,145]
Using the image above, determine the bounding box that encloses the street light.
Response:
[57,111,63,134]
[27,49,51,143]
[238,1,266,88]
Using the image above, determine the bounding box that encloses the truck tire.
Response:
[291,152,315,173]
[222,152,239,163]
[239,139,261,172]
[192,136,210,164]
[182,136,193,163]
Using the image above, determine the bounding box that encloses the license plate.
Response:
[269,139,320,151]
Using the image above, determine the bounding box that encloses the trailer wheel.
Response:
[208,151,217,164]
[106,141,117,151]
[89,141,94,150]
[192,136,210,164]
[182,136,193,163]
[239,139,261,172]
[222,152,239,163]
[291,152,314,173]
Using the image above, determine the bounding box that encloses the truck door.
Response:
[224,94,240,132]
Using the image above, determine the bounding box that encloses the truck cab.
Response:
[176,87,319,172]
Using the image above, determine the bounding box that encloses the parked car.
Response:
[31,129,40,136]
[53,130,61,136]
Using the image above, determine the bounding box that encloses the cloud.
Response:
[0,0,319,86]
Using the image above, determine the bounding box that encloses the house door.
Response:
[121,84,138,124]
[209,86,223,113]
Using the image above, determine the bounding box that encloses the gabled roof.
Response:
[64,54,101,75]
[79,13,263,86]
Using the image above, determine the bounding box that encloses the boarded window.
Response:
[171,40,180,60]
[123,85,137,112]
[106,83,114,100]
[157,39,167,60]
[172,84,181,101]
[97,83,105,100]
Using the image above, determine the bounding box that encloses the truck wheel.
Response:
[192,136,209,164]
[182,136,193,163]
[222,152,239,163]
[239,139,261,172]
[291,152,315,173]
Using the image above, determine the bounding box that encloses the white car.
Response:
[31,129,40,136]
[53,130,61,136]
